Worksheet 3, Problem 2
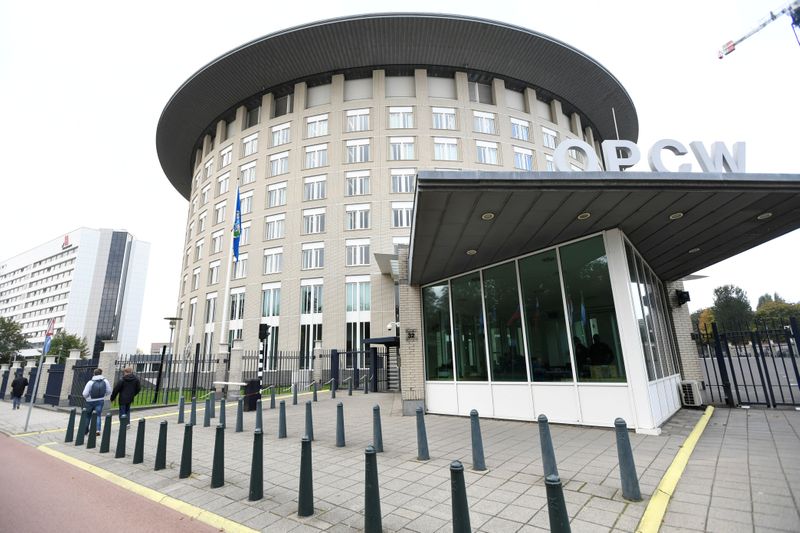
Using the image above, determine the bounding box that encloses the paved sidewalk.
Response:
[5,392,700,532]
[663,408,800,533]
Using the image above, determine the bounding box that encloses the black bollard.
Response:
[364,375,369,395]
[545,475,571,533]
[292,383,298,406]
[115,415,128,458]
[364,445,382,533]
[278,400,287,438]
[470,409,486,471]
[297,436,314,517]
[236,398,244,433]
[538,414,559,479]
[211,424,225,488]
[179,423,192,479]
[219,398,226,429]
[336,402,345,447]
[249,429,263,501]
[178,396,185,424]
[133,418,146,464]
[155,421,167,471]
[86,411,98,449]
[615,418,642,502]
[99,413,112,453]
[372,405,383,453]
[190,396,197,426]
[203,398,211,427]
[348,377,353,396]
[65,408,76,443]
[416,407,430,461]
[305,401,314,441]
[312,381,317,402]
[450,460,472,533]
[331,381,336,399]
[255,399,263,431]
[75,409,88,446]
[270,387,275,409]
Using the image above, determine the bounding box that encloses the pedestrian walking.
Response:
[110,367,140,426]
[82,368,111,435]
[9,371,28,410]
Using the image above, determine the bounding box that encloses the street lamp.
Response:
[158,316,182,404]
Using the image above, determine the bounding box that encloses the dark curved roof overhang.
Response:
[157,13,638,199]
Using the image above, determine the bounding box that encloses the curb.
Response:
[636,405,715,533]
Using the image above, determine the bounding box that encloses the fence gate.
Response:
[24,367,38,403]
[43,363,65,406]
[387,346,401,391]
[69,359,98,407]
[0,369,8,400]
[695,317,800,407]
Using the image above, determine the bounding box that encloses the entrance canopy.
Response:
[409,171,800,285]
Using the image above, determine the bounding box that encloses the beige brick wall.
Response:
[666,281,705,385]
[397,245,425,414]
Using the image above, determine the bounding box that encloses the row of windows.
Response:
[183,239,373,293]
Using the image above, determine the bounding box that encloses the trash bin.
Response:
[244,379,260,411]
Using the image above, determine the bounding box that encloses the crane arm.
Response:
[718,1,800,58]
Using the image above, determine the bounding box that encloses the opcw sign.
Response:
[553,139,746,173]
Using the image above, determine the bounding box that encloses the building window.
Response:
[188,299,197,328]
[217,173,230,196]
[345,108,369,132]
[240,192,253,215]
[388,106,414,128]
[263,247,283,275]
[389,137,415,160]
[511,118,530,141]
[468,81,493,104]
[432,107,456,130]
[302,208,326,234]
[345,204,370,230]
[513,147,534,170]
[191,268,200,291]
[423,282,452,380]
[201,185,211,205]
[303,175,326,201]
[450,272,488,381]
[240,222,251,246]
[211,230,224,253]
[270,151,289,176]
[230,290,246,320]
[205,294,217,324]
[262,284,280,317]
[390,168,415,193]
[345,139,370,163]
[240,161,257,184]
[483,262,526,381]
[568,147,585,164]
[244,106,260,129]
[204,159,214,179]
[391,201,413,228]
[300,280,323,314]
[214,201,227,224]
[265,214,285,240]
[476,141,499,165]
[542,127,558,149]
[345,170,370,196]
[345,276,371,353]
[301,242,325,270]
[267,182,287,208]
[186,222,194,243]
[433,137,458,161]
[232,254,248,280]
[220,146,233,168]
[346,239,370,266]
[305,144,328,169]
[545,154,555,171]
[181,274,187,295]
[194,239,204,261]
[242,133,259,156]
[271,123,290,147]
[306,114,328,138]
[273,94,293,117]
[473,111,496,134]
[208,260,220,285]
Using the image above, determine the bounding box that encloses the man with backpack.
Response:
[82,368,111,435]
[9,370,28,410]
[110,367,140,426]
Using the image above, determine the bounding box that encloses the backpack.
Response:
[90,379,106,399]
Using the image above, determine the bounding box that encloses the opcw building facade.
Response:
[157,14,800,432]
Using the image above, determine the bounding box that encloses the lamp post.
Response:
[157,316,182,404]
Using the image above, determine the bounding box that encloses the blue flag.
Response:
[232,186,242,262]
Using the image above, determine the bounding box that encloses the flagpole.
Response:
[218,181,241,388]
[24,318,54,432]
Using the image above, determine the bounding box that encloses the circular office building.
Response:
[158,13,800,431]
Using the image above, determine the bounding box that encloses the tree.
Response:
[698,308,716,334]
[0,317,28,365]
[48,330,89,364]
[712,285,753,330]
[755,300,800,324]
[757,292,786,310]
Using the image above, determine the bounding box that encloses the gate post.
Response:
[227,340,245,400]
[99,341,120,412]
[35,356,57,405]
[711,323,735,407]
[0,365,9,400]
[59,350,82,406]
[331,349,340,392]
[370,347,378,393]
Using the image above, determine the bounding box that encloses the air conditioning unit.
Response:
[680,380,703,407]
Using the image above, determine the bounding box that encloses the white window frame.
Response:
[211,230,224,253]
[240,191,253,214]
[545,154,555,171]
[269,151,289,176]
[476,140,499,165]
[306,114,328,138]
[263,247,283,275]
[345,108,370,132]
[302,207,326,234]
[433,137,458,161]
[513,146,534,170]
[198,212,207,232]
[214,201,227,224]
[201,185,211,205]
[473,110,496,134]
[391,201,414,228]
[345,170,370,196]
[390,168,415,193]
[305,143,328,169]
[265,213,286,240]
[303,175,326,201]
[389,136,415,161]
[240,221,251,246]
[301,242,325,270]
[217,172,230,196]
[240,161,257,184]
[345,203,371,230]
[346,238,370,266]
[271,122,291,147]
[192,268,201,290]
[510,117,530,141]
[204,159,214,179]
[220,146,233,168]
[232,253,248,280]
[542,127,558,149]
[388,106,414,129]
[267,181,287,208]
[194,239,204,261]
[261,282,281,318]
[345,138,370,164]
[431,107,457,130]
[208,260,221,285]
[243,133,259,156]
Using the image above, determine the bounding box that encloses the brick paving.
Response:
[3,393,707,532]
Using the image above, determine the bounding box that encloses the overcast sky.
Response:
[1,0,798,350]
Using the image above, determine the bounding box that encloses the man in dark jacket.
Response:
[10,371,28,410]
[110,367,141,426]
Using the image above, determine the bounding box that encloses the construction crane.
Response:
[718,1,800,58]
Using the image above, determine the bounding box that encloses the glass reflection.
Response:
[451,273,488,380]
[483,262,526,381]
[422,282,453,380]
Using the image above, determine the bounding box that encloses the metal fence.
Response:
[68,358,98,407]
[694,317,800,407]
[114,352,220,406]
[241,350,332,393]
